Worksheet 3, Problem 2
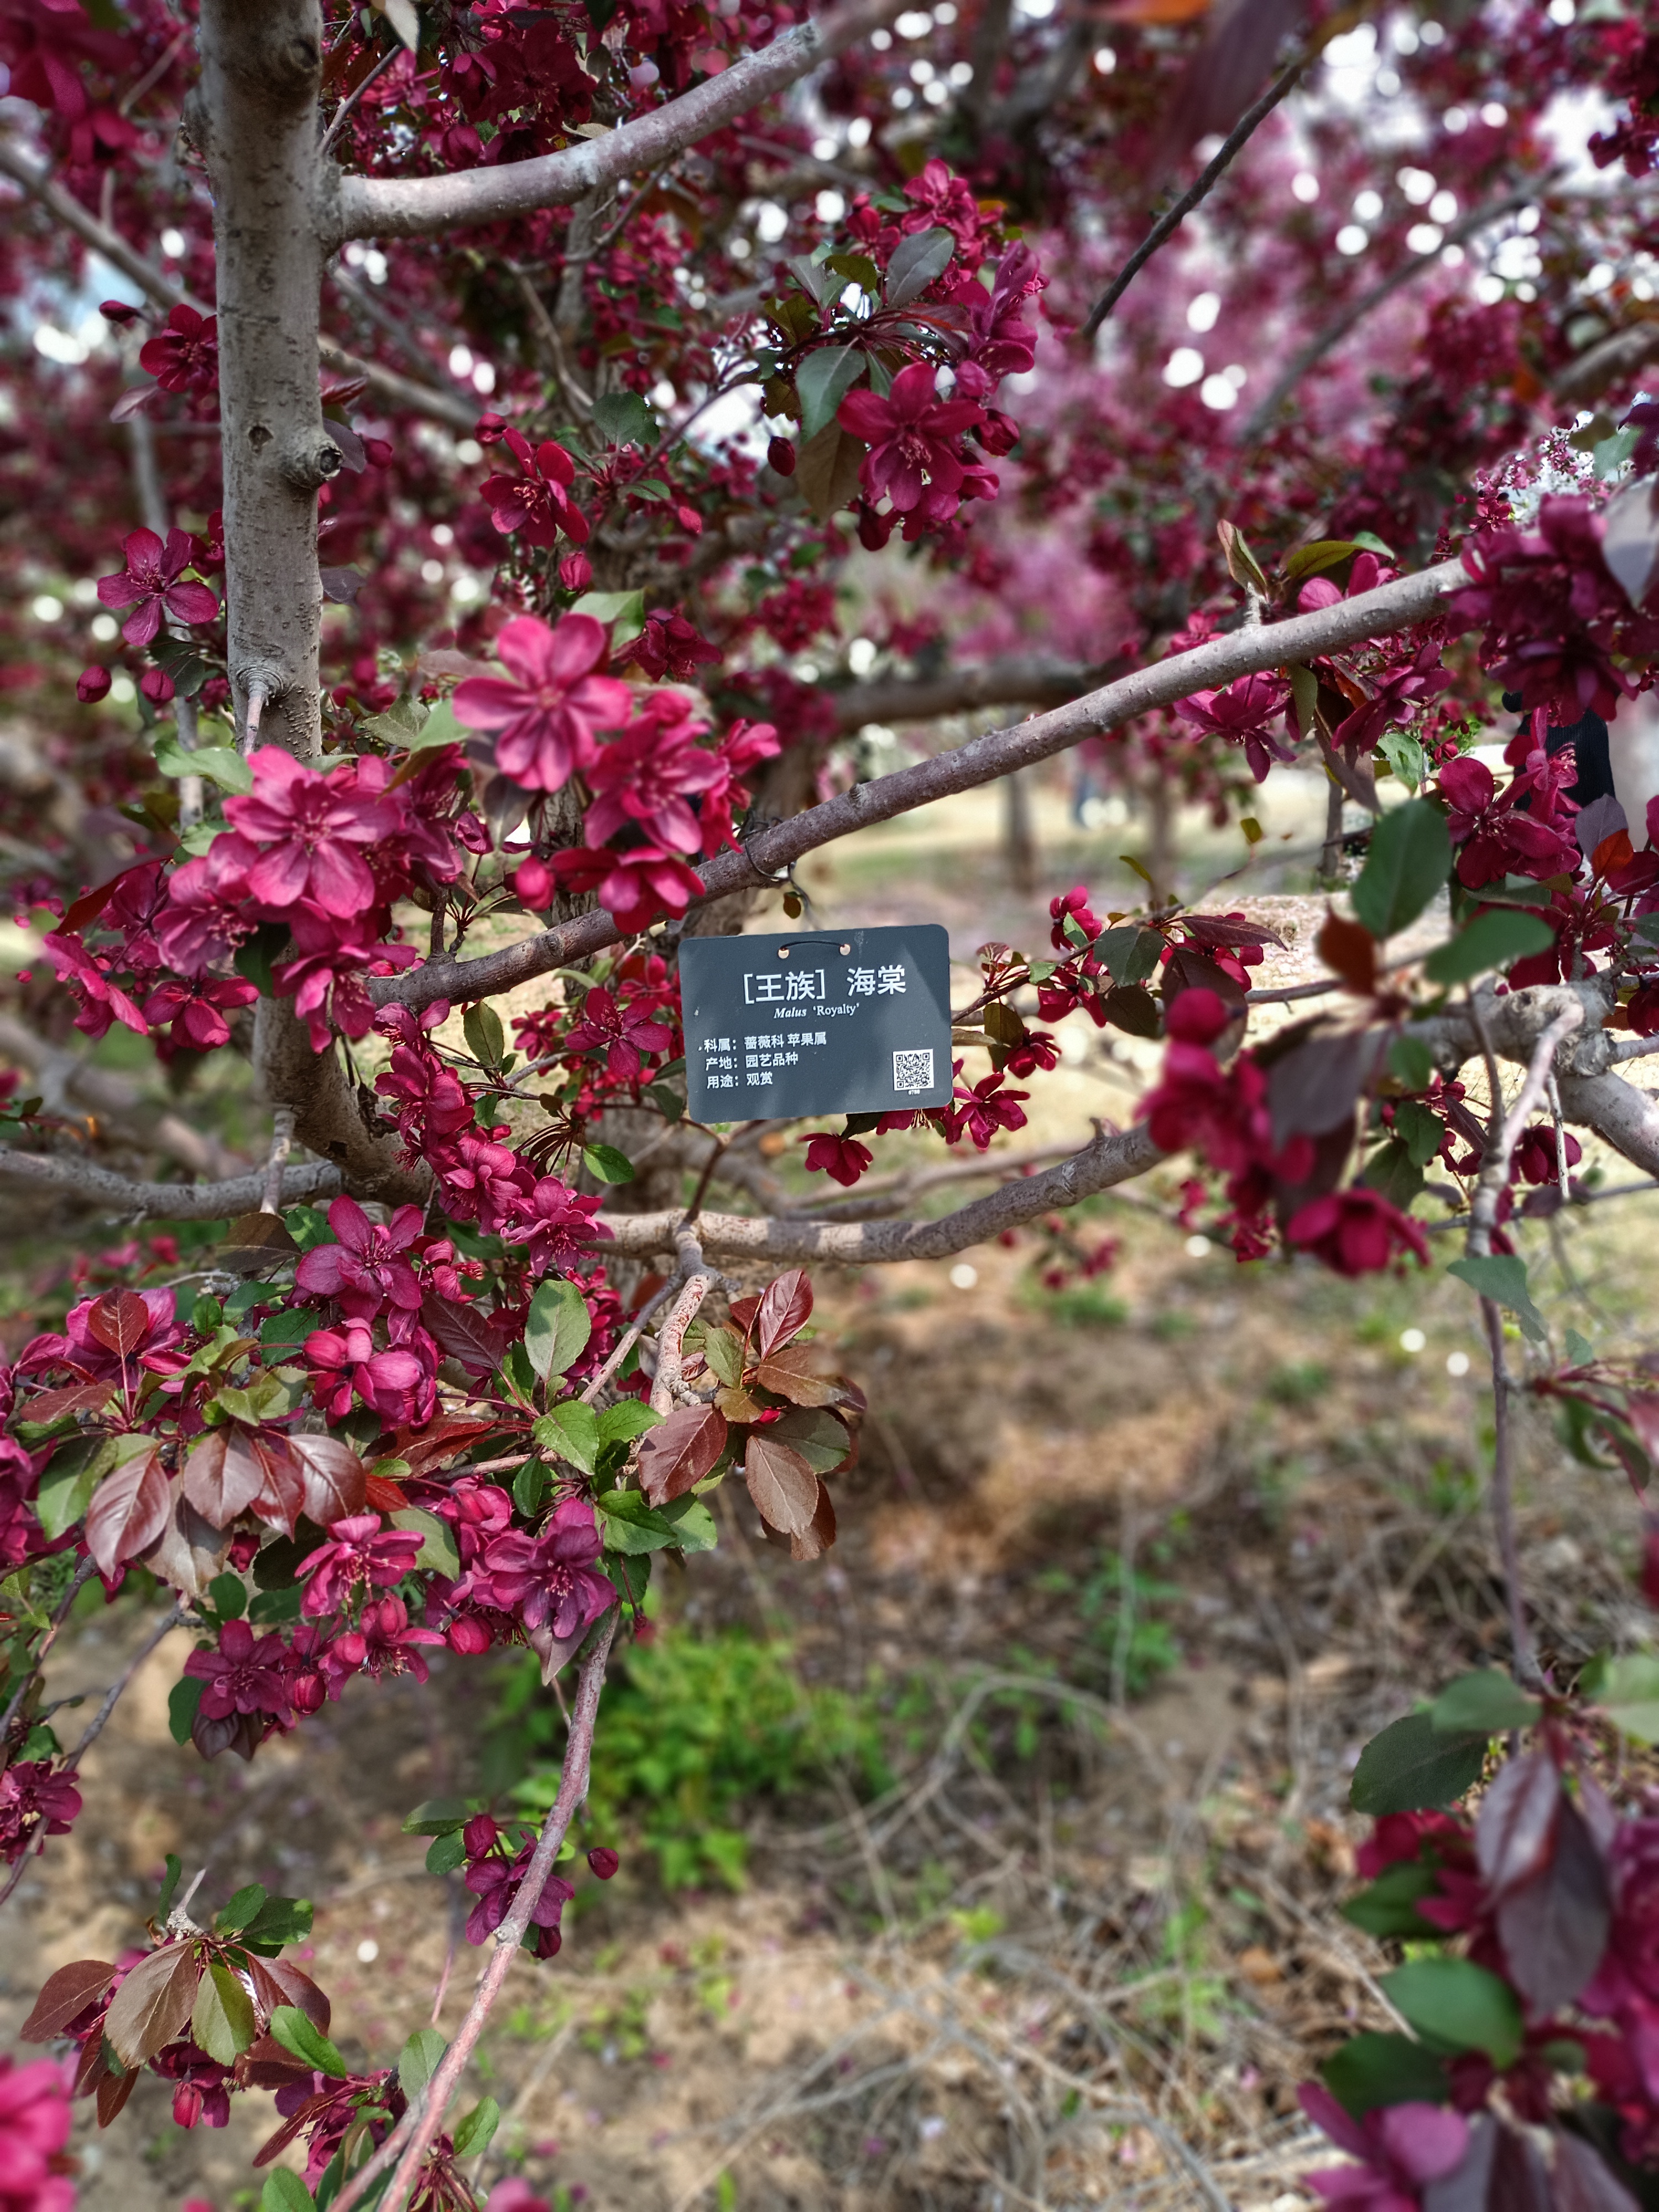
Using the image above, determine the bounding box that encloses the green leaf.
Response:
[1564,1327,1595,1367]
[154,738,253,794]
[659,1495,718,1552]
[260,2174,316,2212]
[1447,1254,1547,1344]
[463,1002,506,1071]
[884,226,954,307]
[35,1434,116,1540]
[156,1853,182,1918]
[1287,662,1319,736]
[796,346,866,444]
[1375,728,1425,795]
[597,1401,661,1447]
[582,1142,635,1185]
[514,1458,550,1516]
[571,588,646,647]
[1387,1035,1436,1092]
[402,1797,472,1837]
[1379,1958,1523,2068]
[1321,2032,1448,2117]
[237,1894,312,1949]
[1282,539,1364,584]
[1349,1711,1487,1815]
[1391,1098,1446,1168]
[1342,1862,1440,1940]
[1430,1670,1540,1735]
[453,2096,500,2156]
[193,1959,258,2065]
[207,1571,247,1622]
[260,1310,314,1357]
[1358,1138,1423,1211]
[525,1278,592,1380]
[215,1882,267,1933]
[592,390,658,449]
[390,1506,461,1578]
[1422,906,1554,985]
[1594,1652,1659,1745]
[594,1487,679,1553]
[1350,800,1452,939]
[403,698,465,754]
[535,1400,601,1474]
[1092,925,1162,988]
[167,1676,204,1746]
[269,2005,348,2079]
[399,2026,448,2097]
[426,1830,467,1875]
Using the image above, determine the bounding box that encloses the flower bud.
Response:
[463,1812,499,1858]
[363,437,394,467]
[172,2083,204,2130]
[767,436,796,477]
[559,550,593,591]
[446,1614,492,1655]
[288,1670,327,1717]
[1164,988,1231,1046]
[139,665,175,705]
[857,502,894,552]
[475,411,508,444]
[76,666,111,703]
[587,1845,619,1880]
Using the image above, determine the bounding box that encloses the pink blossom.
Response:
[154,833,260,975]
[585,694,722,853]
[480,426,589,549]
[500,1176,608,1276]
[38,930,147,1039]
[138,304,218,395]
[223,749,401,919]
[0,2054,76,2212]
[452,1496,614,1643]
[140,972,258,1051]
[1299,2085,1467,2209]
[695,718,781,854]
[562,985,674,1078]
[304,1324,436,1427]
[0,1764,80,1866]
[838,362,989,521]
[296,1514,424,1618]
[546,841,705,933]
[183,1618,291,1722]
[453,613,633,792]
[95,527,218,649]
[804,1133,873,1186]
[295,1196,426,1319]
[1285,1189,1428,1276]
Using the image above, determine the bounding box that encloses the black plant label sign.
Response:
[679,925,954,1122]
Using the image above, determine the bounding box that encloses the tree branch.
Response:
[336,1614,617,2212]
[374,555,1464,1014]
[827,655,1125,731]
[0,133,478,435]
[1077,53,1307,342]
[1239,185,1542,445]
[591,1120,1165,1261]
[332,0,909,241]
[0,1150,340,1219]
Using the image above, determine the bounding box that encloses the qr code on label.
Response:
[893,1048,934,1093]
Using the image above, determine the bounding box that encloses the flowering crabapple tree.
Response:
[4,0,1659,2203]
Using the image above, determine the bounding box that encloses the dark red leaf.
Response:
[727,1295,760,1333]
[85,1444,170,1577]
[1160,946,1246,1008]
[194,1706,263,1761]
[252,1438,307,1538]
[238,2033,317,2099]
[1316,910,1378,997]
[143,1489,232,1600]
[1488,2120,1553,2212]
[20,1959,116,2041]
[182,1427,268,1525]
[1266,1027,1385,1148]
[790,1480,836,1562]
[1552,2130,1641,2212]
[638,1404,728,1507]
[104,1942,200,2066]
[289,1434,367,1527]
[1181,915,1286,952]
[96,2065,138,2126]
[14,1381,114,1426]
[755,1269,813,1359]
[754,1344,841,1407]
[420,1290,515,1377]
[247,1956,331,2032]
[1495,1795,1610,2014]
[1476,1751,1560,1900]
[1102,984,1162,1038]
[744,1433,819,1536]
[394,1418,500,1476]
[84,1291,152,1358]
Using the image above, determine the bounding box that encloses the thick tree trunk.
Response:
[195,0,333,759]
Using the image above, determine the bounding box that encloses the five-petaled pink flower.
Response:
[1285,1188,1428,1276]
[563,985,674,1079]
[295,1194,426,1319]
[96,527,218,649]
[838,362,988,520]
[804,1132,873,1186]
[453,614,633,792]
[584,694,722,853]
[141,972,258,1051]
[1298,2084,1467,2209]
[138,304,218,395]
[0,2052,77,2212]
[296,1514,425,1619]
[480,427,590,548]
[223,748,401,917]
